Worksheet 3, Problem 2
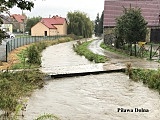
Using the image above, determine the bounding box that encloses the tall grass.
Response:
[74,41,108,63]
[0,69,44,119]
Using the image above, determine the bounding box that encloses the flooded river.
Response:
[23,41,160,120]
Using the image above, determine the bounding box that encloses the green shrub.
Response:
[27,45,41,65]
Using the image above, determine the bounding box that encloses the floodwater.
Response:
[23,41,160,120]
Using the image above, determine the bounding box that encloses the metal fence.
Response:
[0,35,63,62]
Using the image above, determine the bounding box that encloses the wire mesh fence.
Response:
[0,35,64,62]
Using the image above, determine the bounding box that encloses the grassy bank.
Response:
[74,41,108,63]
[100,42,128,56]
[11,37,73,69]
[0,69,44,119]
[129,68,160,94]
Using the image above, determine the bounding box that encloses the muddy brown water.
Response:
[22,41,160,120]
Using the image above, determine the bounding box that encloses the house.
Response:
[104,0,160,43]
[31,15,67,36]
[11,14,26,33]
[0,15,13,33]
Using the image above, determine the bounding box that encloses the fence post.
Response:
[6,42,8,62]
[17,38,18,48]
[150,44,152,60]
[10,40,12,51]
[14,39,15,49]
[134,43,137,57]
[20,37,21,47]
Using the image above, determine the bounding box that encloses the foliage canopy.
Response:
[67,11,93,38]
[94,11,104,36]
[115,7,148,45]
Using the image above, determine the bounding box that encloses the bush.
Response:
[27,45,41,65]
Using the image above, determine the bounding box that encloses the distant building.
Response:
[0,15,13,33]
[104,0,160,43]
[11,14,26,33]
[31,15,67,36]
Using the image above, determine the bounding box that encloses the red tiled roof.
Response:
[11,14,26,23]
[41,16,66,29]
[104,0,160,27]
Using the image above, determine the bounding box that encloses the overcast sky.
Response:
[10,0,104,20]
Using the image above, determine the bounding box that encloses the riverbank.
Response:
[0,37,73,119]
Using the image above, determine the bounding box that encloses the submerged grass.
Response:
[74,41,108,63]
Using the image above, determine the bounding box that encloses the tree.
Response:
[0,0,34,44]
[94,13,100,36]
[98,11,104,36]
[26,16,42,35]
[115,7,147,45]
[94,11,104,36]
[67,11,93,38]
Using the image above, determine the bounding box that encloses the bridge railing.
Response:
[0,35,64,62]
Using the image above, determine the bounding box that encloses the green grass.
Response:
[100,42,129,56]
[131,68,160,94]
[74,41,108,63]
[15,34,30,38]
